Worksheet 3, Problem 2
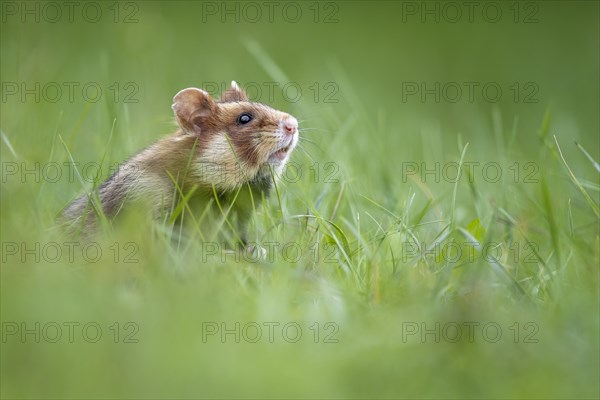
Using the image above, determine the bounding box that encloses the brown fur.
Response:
[62,81,299,243]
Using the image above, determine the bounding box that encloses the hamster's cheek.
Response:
[253,140,272,165]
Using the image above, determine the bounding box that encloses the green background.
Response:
[1,1,599,398]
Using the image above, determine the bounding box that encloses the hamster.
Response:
[63,81,299,245]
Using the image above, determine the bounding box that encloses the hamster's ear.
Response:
[172,88,216,134]
[219,80,248,102]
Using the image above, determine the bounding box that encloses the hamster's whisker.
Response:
[295,145,317,164]
[301,142,327,156]
[298,128,326,135]
[298,137,318,146]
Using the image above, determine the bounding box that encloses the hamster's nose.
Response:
[283,118,298,135]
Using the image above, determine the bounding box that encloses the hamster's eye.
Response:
[238,113,253,125]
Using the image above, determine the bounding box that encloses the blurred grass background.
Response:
[1,1,599,398]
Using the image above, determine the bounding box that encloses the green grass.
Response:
[1,1,599,399]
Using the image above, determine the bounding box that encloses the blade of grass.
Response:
[575,141,600,173]
[538,107,551,141]
[450,142,469,230]
[541,177,561,268]
[1,129,18,158]
[554,136,599,218]
[458,227,528,298]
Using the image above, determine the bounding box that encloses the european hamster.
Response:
[63,81,299,244]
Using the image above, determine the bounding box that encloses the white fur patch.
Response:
[193,132,259,190]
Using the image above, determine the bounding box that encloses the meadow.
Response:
[1,1,599,398]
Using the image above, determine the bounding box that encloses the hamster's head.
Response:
[172,81,299,191]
